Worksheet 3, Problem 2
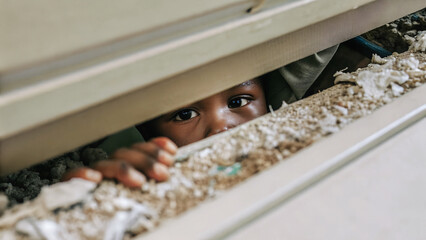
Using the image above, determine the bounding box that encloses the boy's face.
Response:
[148,79,267,147]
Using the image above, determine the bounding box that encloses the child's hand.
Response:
[62,137,177,188]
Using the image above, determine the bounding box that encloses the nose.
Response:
[205,111,237,137]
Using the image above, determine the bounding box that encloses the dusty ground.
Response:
[362,8,425,53]
[0,30,424,239]
[0,148,107,206]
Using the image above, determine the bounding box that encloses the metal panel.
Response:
[1,0,424,174]
[0,0,248,73]
[141,84,426,240]
[0,0,375,138]
[228,115,426,240]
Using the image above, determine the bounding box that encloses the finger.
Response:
[62,167,102,183]
[111,148,170,181]
[146,162,170,182]
[150,137,178,155]
[111,148,156,170]
[132,142,174,167]
[93,160,146,188]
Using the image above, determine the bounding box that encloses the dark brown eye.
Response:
[228,97,250,108]
[173,109,198,121]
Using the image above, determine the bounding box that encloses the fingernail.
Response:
[153,138,178,154]
[85,169,102,182]
[166,141,178,154]
[129,168,146,185]
[150,163,169,181]
[158,150,174,166]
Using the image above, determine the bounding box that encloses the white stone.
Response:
[81,223,99,238]
[319,107,339,134]
[397,56,419,71]
[334,72,355,84]
[355,68,409,99]
[130,217,155,233]
[112,197,136,211]
[39,178,96,211]
[410,31,426,52]
[371,54,388,64]
[388,70,409,85]
[103,211,128,240]
[334,105,348,116]
[104,203,157,240]
[198,148,212,158]
[101,202,115,214]
[193,189,203,198]
[390,82,404,96]
[407,69,425,78]
[180,176,194,189]
[15,218,63,240]
[0,202,39,228]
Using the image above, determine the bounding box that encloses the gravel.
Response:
[362,8,426,53]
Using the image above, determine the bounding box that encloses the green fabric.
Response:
[264,45,339,110]
[97,127,144,155]
[262,69,294,109]
[279,45,338,100]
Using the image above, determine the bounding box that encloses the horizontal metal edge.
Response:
[0,0,373,139]
[141,81,426,240]
[0,0,423,174]
[0,0,249,72]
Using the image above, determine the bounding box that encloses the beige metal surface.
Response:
[0,0,248,74]
[0,0,375,138]
[141,84,426,239]
[228,116,426,240]
[1,0,423,175]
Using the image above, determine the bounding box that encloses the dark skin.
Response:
[63,79,267,187]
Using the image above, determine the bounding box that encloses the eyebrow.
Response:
[234,79,256,88]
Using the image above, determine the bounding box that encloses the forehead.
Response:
[187,79,263,108]
[229,79,261,91]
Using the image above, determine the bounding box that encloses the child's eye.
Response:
[228,97,250,109]
[173,109,199,121]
